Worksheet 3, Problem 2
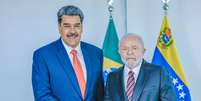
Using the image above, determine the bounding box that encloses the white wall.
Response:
[127,0,201,100]
[0,0,200,100]
[0,0,126,101]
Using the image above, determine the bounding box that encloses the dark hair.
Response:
[57,5,84,24]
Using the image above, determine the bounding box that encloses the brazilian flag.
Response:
[102,15,123,83]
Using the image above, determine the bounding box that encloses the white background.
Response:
[0,0,200,100]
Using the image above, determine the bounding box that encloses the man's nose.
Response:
[127,49,134,55]
[70,27,76,33]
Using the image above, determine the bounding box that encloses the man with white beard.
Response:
[104,33,176,101]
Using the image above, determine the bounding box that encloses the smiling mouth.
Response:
[66,34,78,39]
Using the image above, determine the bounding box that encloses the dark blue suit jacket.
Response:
[104,60,176,101]
[32,39,104,101]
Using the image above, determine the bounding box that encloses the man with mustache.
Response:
[32,5,104,101]
[104,34,176,101]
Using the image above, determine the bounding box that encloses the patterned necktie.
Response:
[126,71,135,101]
[70,49,86,99]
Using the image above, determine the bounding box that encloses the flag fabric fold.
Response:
[152,16,191,101]
[102,16,123,83]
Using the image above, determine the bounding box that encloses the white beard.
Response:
[121,57,142,69]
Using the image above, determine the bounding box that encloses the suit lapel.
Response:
[80,42,92,98]
[132,60,149,101]
[56,39,82,97]
[118,67,127,101]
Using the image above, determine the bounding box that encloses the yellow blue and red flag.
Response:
[152,16,191,100]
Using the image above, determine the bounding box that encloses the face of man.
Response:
[59,15,83,48]
[119,36,145,69]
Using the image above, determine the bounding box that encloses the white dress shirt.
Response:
[61,39,87,81]
[124,60,143,90]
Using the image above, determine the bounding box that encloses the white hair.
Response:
[119,33,145,48]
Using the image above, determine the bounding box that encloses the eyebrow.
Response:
[63,23,81,25]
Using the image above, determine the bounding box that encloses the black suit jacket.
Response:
[104,60,176,101]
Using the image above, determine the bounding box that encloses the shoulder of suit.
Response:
[33,39,59,55]
[108,67,123,77]
[142,60,164,72]
[81,41,102,52]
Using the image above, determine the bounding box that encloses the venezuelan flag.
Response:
[102,16,123,83]
[152,16,191,100]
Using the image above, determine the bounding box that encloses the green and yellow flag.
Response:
[102,16,123,82]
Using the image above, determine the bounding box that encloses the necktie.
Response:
[126,71,135,101]
[70,49,86,99]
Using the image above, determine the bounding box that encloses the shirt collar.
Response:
[61,39,82,56]
[124,59,143,79]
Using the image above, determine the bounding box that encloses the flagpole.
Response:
[124,0,127,34]
[107,0,114,18]
[162,0,170,16]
